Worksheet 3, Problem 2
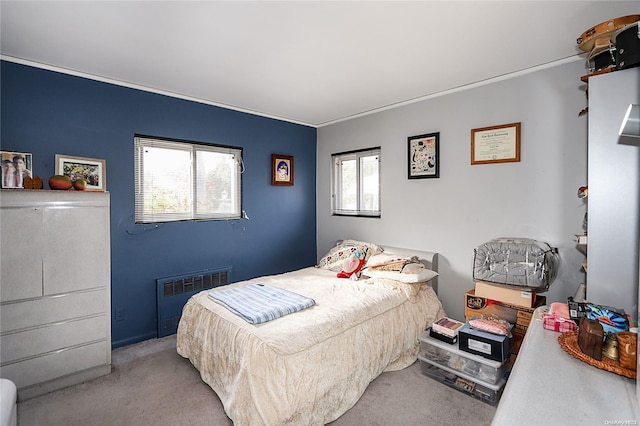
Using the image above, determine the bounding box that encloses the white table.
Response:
[492,306,639,425]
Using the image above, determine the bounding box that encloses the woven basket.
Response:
[617,332,638,371]
[558,331,636,379]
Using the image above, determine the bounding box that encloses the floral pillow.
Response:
[317,243,369,272]
[339,239,384,261]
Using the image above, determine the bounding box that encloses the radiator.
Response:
[156,267,231,337]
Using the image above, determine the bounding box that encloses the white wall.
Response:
[316,59,589,322]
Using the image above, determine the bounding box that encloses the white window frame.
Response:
[331,147,381,217]
[134,135,243,223]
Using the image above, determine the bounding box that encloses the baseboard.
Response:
[111,331,157,350]
[17,364,112,401]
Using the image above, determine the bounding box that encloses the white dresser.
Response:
[0,190,111,400]
[492,307,639,425]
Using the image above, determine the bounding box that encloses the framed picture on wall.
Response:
[408,132,439,179]
[471,122,521,165]
[1,151,33,189]
[55,154,106,191]
[271,154,294,186]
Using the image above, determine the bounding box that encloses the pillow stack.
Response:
[362,253,438,284]
[317,240,438,284]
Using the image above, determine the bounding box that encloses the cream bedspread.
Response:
[177,266,445,426]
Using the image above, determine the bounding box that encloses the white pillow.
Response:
[366,253,411,267]
[362,267,438,283]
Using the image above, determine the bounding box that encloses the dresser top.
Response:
[492,306,639,425]
[1,190,110,208]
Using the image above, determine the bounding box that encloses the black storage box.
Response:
[458,322,512,362]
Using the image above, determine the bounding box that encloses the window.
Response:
[134,135,242,223]
[331,147,380,217]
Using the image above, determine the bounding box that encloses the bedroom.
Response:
[1,1,639,425]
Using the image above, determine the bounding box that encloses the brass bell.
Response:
[602,332,619,361]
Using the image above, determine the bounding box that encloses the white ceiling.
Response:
[1,1,638,127]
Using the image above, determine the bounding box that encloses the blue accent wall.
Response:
[1,60,318,348]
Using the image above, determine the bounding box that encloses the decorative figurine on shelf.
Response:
[577,185,588,233]
[48,175,73,190]
[578,316,604,360]
[617,332,638,371]
[577,185,588,199]
[73,179,87,191]
[23,176,33,189]
[32,176,43,189]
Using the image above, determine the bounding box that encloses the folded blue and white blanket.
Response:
[208,283,315,324]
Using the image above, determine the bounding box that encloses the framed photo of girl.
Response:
[271,154,294,186]
[1,151,33,189]
[55,154,106,191]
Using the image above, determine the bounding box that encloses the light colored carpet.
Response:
[17,336,496,425]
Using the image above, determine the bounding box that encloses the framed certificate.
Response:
[471,122,521,165]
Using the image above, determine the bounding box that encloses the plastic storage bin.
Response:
[420,329,508,384]
[419,356,506,406]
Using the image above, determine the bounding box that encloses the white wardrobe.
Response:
[587,67,640,322]
[0,190,111,400]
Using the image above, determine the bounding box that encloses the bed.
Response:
[176,241,445,425]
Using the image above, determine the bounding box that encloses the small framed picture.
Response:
[408,132,439,179]
[1,151,33,189]
[271,154,294,186]
[55,154,106,191]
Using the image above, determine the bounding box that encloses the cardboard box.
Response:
[458,322,512,362]
[511,332,525,354]
[516,316,531,328]
[513,323,529,335]
[517,310,533,321]
[474,281,536,308]
[464,289,545,325]
[464,288,543,359]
